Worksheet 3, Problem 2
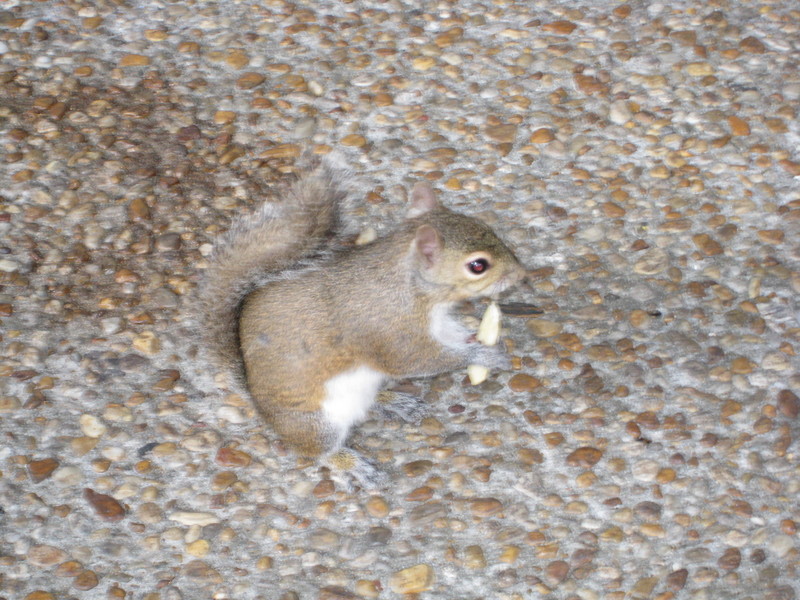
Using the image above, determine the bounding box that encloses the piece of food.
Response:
[475,301,501,345]
[468,301,501,385]
[467,364,490,385]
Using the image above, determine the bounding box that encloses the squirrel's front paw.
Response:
[469,344,512,371]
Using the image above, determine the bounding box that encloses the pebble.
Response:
[527,319,562,337]
[777,390,799,419]
[389,564,434,594]
[470,498,503,518]
[463,545,486,569]
[84,488,125,522]
[768,535,795,558]
[365,496,389,518]
[27,545,68,567]
[566,447,603,468]
[508,374,541,392]
[28,458,59,483]
[169,512,220,526]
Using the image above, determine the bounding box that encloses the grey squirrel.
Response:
[200,159,526,488]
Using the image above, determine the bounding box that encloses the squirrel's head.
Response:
[406,182,526,301]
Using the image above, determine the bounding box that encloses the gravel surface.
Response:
[1,1,799,599]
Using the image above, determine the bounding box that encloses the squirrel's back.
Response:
[198,160,348,386]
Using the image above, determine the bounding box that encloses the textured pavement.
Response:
[1,1,799,599]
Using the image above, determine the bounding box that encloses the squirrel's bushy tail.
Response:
[199,159,348,387]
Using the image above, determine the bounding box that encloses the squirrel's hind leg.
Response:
[267,407,388,489]
[319,365,389,490]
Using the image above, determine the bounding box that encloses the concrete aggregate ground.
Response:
[1,1,799,599]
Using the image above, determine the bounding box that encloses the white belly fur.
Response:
[322,365,386,446]
[429,303,470,350]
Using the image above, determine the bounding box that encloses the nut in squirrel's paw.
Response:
[468,301,502,385]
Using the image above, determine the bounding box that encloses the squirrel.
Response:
[200,158,526,488]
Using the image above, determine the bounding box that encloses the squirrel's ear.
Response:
[407,182,439,218]
[414,224,442,266]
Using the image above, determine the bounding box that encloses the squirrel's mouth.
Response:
[487,275,518,298]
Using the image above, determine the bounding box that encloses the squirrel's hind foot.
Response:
[325,448,389,491]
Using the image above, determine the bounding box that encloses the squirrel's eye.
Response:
[467,258,490,275]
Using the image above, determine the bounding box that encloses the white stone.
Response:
[53,466,82,486]
[169,512,221,526]
[631,459,659,482]
[768,534,795,558]
[217,405,246,424]
[0,259,19,273]
[79,414,107,438]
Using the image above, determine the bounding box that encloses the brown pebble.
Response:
[728,115,750,136]
[613,5,632,18]
[406,486,434,502]
[318,586,362,600]
[758,229,784,244]
[718,547,741,571]
[574,74,607,94]
[632,577,658,596]
[28,458,59,483]
[508,373,541,392]
[341,134,366,147]
[626,421,642,439]
[566,447,603,468]
[226,49,250,69]
[25,593,55,600]
[120,54,150,67]
[312,479,335,498]
[692,233,724,256]
[403,460,433,477]
[542,20,577,34]
[365,496,389,517]
[656,468,677,483]
[73,570,99,590]
[602,201,626,217]
[54,561,83,577]
[529,128,555,143]
[739,36,766,53]
[730,357,755,374]
[214,111,237,125]
[544,560,569,585]
[527,319,561,337]
[518,447,544,465]
[486,123,518,143]
[635,411,659,429]
[215,447,252,467]
[260,143,301,159]
[780,519,797,535]
[777,390,799,418]
[780,160,800,176]
[182,559,222,583]
[470,497,503,518]
[84,488,126,522]
[666,568,688,590]
[629,309,650,328]
[464,545,486,568]
[237,72,266,89]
